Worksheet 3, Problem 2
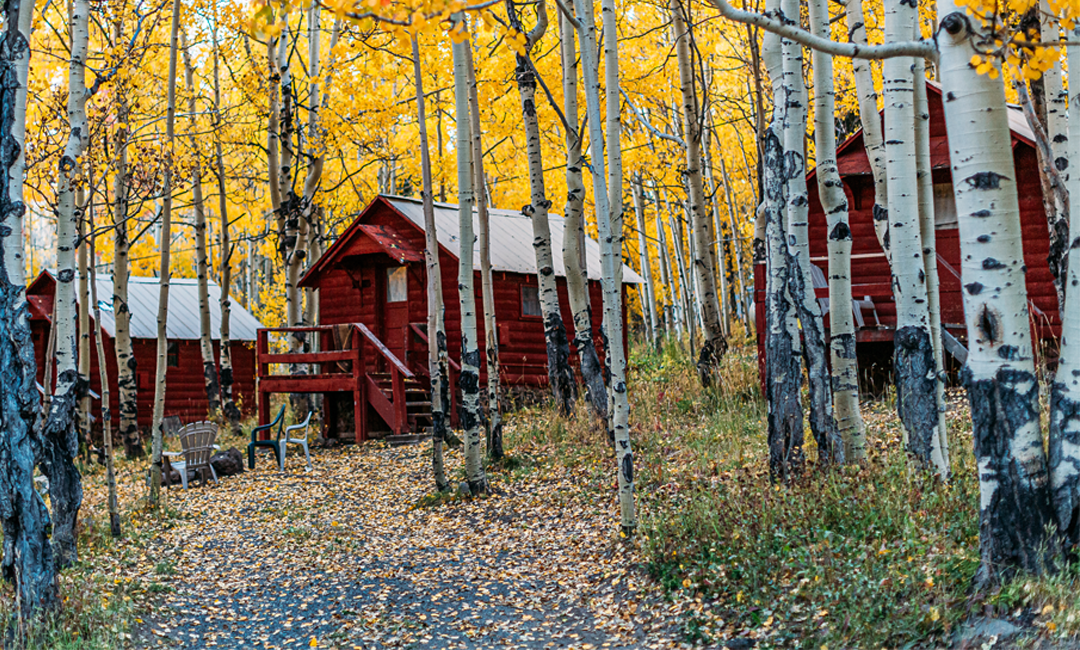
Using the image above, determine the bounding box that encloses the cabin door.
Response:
[382,265,409,363]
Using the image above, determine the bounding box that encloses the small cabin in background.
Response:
[27,271,264,430]
[259,194,642,442]
[754,82,1056,388]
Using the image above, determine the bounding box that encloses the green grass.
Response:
[508,334,987,648]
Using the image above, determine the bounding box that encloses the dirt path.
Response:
[131,443,688,649]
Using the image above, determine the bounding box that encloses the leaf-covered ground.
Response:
[120,441,695,650]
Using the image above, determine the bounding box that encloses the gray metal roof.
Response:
[384,195,645,284]
[85,275,264,341]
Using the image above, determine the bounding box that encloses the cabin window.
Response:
[521,285,542,317]
[934,182,958,230]
[387,266,407,302]
[167,341,179,368]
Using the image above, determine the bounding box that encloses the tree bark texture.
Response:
[89,229,120,538]
[41,0,90,566]
[671,0,727,382]
[939,11,1061,585]
[559,12,607,418]
[0,0,58,617]
[452,19,487,495]
[808,0,865,462]
[632,174,658,346]
[412,35,451,492]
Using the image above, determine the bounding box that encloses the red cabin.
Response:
[27,271,263,430]
[259,194,642,442]
[754,82,1055,386]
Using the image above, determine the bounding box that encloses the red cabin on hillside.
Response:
[258,194,642,442]
[27,271,264,430]
[754,82,1055,386]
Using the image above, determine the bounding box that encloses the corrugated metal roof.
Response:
[383,195,645,284]
[83,275,264,341]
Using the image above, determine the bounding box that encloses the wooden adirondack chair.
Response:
[163,421,219,489]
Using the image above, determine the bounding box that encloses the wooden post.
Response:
[257,329,270,439]
[353,328,364,443]
[392,366,406,436]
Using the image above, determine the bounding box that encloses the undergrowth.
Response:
[507,334,985,648]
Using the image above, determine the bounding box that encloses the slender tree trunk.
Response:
[77,204,90,455]
[913,53,950,471]
[808,0,865,462]
[655,190,677,338]
[883,0,943,474]
[413,35,451,492]
[182,32,221,419]
[559,11,607,418]
[111,19,140,458]
[1049,26,1080,545]
[0,0,58,617]
[845,0,890,260]
[574,0,635,532]
[671,0,727,384]
[507,0,576,418]
[632,174,658,347]
[464,38,504,457]
[1038,0,1069,311]
[939,10,1060,586]
[149,0,182,506]
[41,0,90,566]
[89,222,120,538]
[702,119,730,336]
[452,15,487,495]
[716,143,749,328]
[212,19,241,433]
[761,0,804,480]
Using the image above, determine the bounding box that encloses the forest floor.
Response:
[13,336,1080,649]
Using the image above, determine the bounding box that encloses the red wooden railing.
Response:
[256,323,415,443]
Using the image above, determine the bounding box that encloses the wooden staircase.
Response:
[256,323,438,443]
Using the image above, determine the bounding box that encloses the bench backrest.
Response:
[178,421,218,471]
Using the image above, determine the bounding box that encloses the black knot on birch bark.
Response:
[941,12,967,36]
[966,171,1008,190]
[982,258,1006,270]
[997,345,1021,360]
[828,221,852,241]
[621,454,634,483]
[978,304,1002,345]
[57,269,74,282]
[965,281,984,295]
[522,204,535,217]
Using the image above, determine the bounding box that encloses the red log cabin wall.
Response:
[754,87,1057,383]
[27,286,257,433]
[313,203,611,387]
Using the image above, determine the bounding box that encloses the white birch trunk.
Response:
[780,0,841,464]
[672,0,727,381]
[912,56,950,471]
[77,208,89,453]
[808,0,865,462]
[716,143,749,326]
[883,0,943,474]
[1049,27,1080,545]
[559,11,607,417]
[182,32,221,418]
[574,0,635,531]
[413,35,451,493]
[149,0,182,505]
[41,0,89,565]
[938,10,1059,585]
[1040,0,1069,310]
[89,224,120,538]
[654,187,679,338]
[452,16,487,495]
[632,174,658,346]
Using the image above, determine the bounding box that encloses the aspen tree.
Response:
[413,34,451,492]
[559,11,607,418]
[41,0,90,565]
[760,0,804,480]
[912,56,949,470]
[507,0,577,417]
[149,0,183,506]
[632,174,658,346]
[573,0,635,531]
[716,144,750,327]
[671,0,727,382]
[182,31,221,418]
[844,0,890,259]
[111,14,141,459]
[1049,28,1080,545]
[808,0,865,461]
[464,36,505,456]
[655,192,678,338]
[212,19,241,432]
[89,223,120,538]
[77,207,90,454]
[0,0,58,615]
[937,10,1060,584]
[882,0,943,474]
[452,15,487,495]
